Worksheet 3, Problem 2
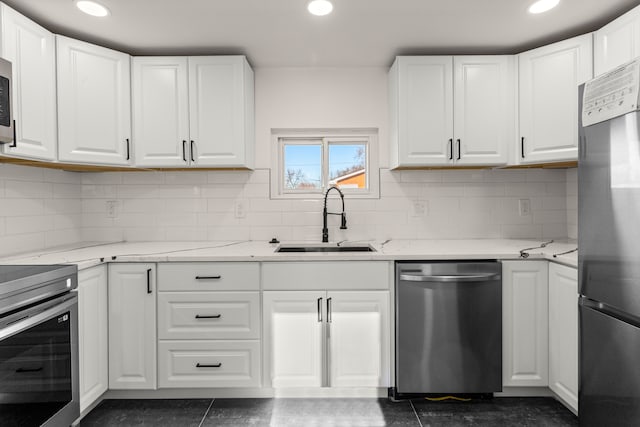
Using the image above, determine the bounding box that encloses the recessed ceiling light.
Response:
[308,0,333,16]
[528,0,560,14]
[76,0,110,17]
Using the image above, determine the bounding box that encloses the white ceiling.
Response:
[4,0,640,67]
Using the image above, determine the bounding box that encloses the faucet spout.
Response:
[322,186,347,243]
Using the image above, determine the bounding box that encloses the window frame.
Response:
[271,128,379,199]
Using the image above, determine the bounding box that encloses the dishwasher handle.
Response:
[399,273,500,283]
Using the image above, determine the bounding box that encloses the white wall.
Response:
[0,164,82,257]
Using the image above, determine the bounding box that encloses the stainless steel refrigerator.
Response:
[579,60,640,426]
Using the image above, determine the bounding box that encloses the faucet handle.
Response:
[340,213,347,230]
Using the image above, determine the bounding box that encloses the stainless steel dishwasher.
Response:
[391,261,502,399]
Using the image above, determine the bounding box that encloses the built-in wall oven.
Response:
[0,265,79,427]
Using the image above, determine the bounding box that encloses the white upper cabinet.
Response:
[518,34,593,164]
[132,57,189,167]
[132,56,254,168]
[594,6,640,76]
[0,3,56,160]
[389,56,453,167]
[453,56,513,166]
[389,55,511,168]
[56,36,131,165]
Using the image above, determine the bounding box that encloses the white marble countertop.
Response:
[0,238,578,269]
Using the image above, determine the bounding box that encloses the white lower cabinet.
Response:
[263,290,390,388]
[108,263,157,390]
[548,263,578,413]
[156,262,261,388]
[502,260,549,387]
[77,265,108,412]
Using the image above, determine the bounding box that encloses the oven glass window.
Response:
[0,311,72,426]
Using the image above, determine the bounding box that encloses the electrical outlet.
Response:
[519,199,531,216]
[234,200,246,219]
[106,200,117,218]
[411,200,428,217]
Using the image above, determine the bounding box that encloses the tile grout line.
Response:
[409,400,424,427]
[198,398,215,427]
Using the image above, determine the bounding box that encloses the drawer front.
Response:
[158,262,259,291]
[158,341,260,388]
[262,261,391,290]
[158,292,260,339]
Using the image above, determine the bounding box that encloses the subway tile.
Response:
[526,169,566,182]
[165,171,208,185]
[282,212,320,226]
[5,215,54,235]
[542,196,567,210]
[243,183,270,198]
[501,224,543,239]
[249,198,292,212]
[156,185,203,199]
[124,227,166,241]
[165,227,208,241]
[53,183,81,199]
[46,199,82,215]
[122,199,164,213]
[484,170,527,183]
[207,171,252,184]
[505,182,547,197]
[122,172,165,185]
[543,223,569,239]
[53,214,81,230]
[244,212,283,226]
[207,225,251,241]
[0,164,44,182]
[464,183,505,197]
[421,183,465,198]
[400,170,443,183]
[247,169,270,185]
[162,199,207,213]
[82,227,123,242]
[545,182,567,196]
[442,170,486,183]
[45,229,82,248]
[81,184,118,199]
[157,213,197,227]
[207,198,237,213]
[250,226,294,242]
[0,217,5,236]
[533,210,568,224]
[81,172,123,185]
[43,168,81,184]
[114,213,158,228]
[0,233,45,257]
[197,212,239,227]
[5,180,53,199]
[82,213,114,228]
[117,185,159,199]
[0,199,45,216]
[201,185,244,198]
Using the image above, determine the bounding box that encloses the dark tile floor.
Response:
[79,397,578,426]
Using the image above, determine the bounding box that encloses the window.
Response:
[271,129,379,199]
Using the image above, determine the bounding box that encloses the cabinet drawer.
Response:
[158,262,259,291]
[262,261,391,290]
[158,341,260,388]
[158,292,260,339]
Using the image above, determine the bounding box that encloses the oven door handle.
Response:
[0,293,77,341]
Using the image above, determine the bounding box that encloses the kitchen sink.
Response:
[276,244,376,253]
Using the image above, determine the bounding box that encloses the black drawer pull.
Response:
[196,363,222,368]
[195,275,222,280]
[16,367,43,373]
[195,314,222,319]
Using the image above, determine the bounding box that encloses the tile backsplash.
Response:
[80,167,572,244]
[0,164,82,257]
[0,164,575,256]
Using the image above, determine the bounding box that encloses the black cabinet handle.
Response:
[195,275,222,280]
[327,297,332,323]
[16,367,43,373]
[196,363,222,368]
[456,139,461,160]
[317,297,323,322]
[195,314,222,319]
[448,138,453,160]
[182,140,187,162]
[126,138,130,160]
[521,137,525,159]
[146,268,152,294]
[10,119,16,147]
[190,140,195,162]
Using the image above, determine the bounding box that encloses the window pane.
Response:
[283,144,322,190]
[328,144,367,189]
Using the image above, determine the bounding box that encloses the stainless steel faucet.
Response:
[322,186,347,243]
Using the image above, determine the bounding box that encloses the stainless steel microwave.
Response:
[0,57,13,144]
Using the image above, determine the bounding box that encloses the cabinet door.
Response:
[263,291,325,388]
[327,291,390,387]
[132,57,190,167]
[108,263,156,389]
[56,36,131,165]
[0,4,56,160]
[549,263,578,413]
[77,265,108,412]
[390,56,454,167]
[188,56,254,167]
[518,35,592,164]
[502,261,549,386]
[594,6,640,76]
[453,56,512,166]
